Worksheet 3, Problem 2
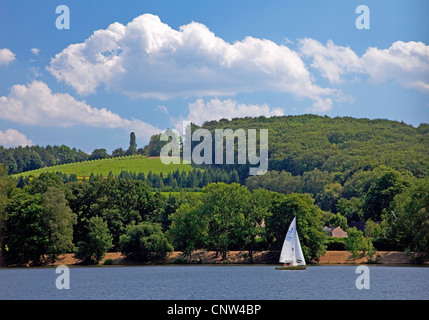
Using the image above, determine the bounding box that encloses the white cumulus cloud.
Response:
[47,13,332,104]
[0,48,16,66]
[0,81,161,141]
[172,98,284,132]
[299,38,361,83]
[31,48,40,56]
[0,129,33,147]
[300,39,429,92]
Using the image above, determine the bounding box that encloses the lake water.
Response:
[0,265,428,300]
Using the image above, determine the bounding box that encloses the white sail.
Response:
[279,217,296,264]
[279,217,306,266]
[294,231,306,266]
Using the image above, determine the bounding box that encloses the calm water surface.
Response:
[1,265,428,300]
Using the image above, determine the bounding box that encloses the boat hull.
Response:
[275,265,307,270]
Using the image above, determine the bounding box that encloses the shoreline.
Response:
[2,250,423,268]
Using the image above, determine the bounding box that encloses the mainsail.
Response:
[279,217,306,266]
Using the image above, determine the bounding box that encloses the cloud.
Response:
[154,105,169,114]
[0,129,33,147]
[172,98,284,131]
[306,97,333,113]
[0,48,16,66]
[0,81,161,141]
[300,39,429,92]
[299,39,361,83]
[362,41,429,91]
[31,48,40,56]
[47,14,332,104]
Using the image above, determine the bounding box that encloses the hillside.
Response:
[12,155,194,178]
[197,115,429,178]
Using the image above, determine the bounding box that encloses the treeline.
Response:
[245,166,414,222]
[0,167,326,265]
[191,115,429,179]
[1,165,428,266]
[15,167,240,190]
[0,133,142,175]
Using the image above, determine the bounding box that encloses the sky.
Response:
[0,0,428,153]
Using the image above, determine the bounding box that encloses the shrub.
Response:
[119,222,173,263]
[325,236,347,251]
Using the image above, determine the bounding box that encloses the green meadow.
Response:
[12,156,194,179]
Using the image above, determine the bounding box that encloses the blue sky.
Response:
[0,0,428,152]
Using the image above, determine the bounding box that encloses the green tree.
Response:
[3,190,46,265]
[74,216,113,264]
[336,197,364,222]
[241,188,274,261]
[127,132,137,156]
[119,222,173,262]
[364,219,382,239]
[112,147,126,157]
[327,213,348,231]
[201,183,251,259]
[316,182,343,212]
[363,169,408,221]
[42,187,76,262]
[267,193,326,261]
[345,227,375,259]
[388,177,429,256]
[89,148,109,160]
[167,203,208,262]
[0,165,16,257]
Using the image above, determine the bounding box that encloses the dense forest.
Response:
[0,115,428,266]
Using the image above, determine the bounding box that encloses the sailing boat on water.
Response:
[275,216,307,270]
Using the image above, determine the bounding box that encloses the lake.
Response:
[1,265,428,300]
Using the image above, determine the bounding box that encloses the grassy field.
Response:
[12,156,195,178]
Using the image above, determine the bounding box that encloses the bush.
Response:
[372,238,404,251]
[74,216,113,265]
[345,227,375,259]
[325,237,347,251]
[119,222,173,263]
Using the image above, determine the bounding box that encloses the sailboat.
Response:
[275,216,307,270]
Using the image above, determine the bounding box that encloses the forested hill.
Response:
[199,114,429,178]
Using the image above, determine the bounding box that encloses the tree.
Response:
[345,227,375,259]
[201,183,251,259]
[167,203,208,262]
[119,221,173,262]
[89,148,109,160]
[127,132,137,156]
[363,169,408,221]
[26,172,65,195]
[0,165,16,257]
[42,187,76,262]
[388,177,429,256]
[364,220,382,239]
[316,182,343,212]
[74,216,113,264]
[112,147,126,157]
[267,193,326,262]
[161,194,179,232]
[3,190,46,265]
[327,213,348,231]
[241,188,274,261]
[336,197,364,222]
